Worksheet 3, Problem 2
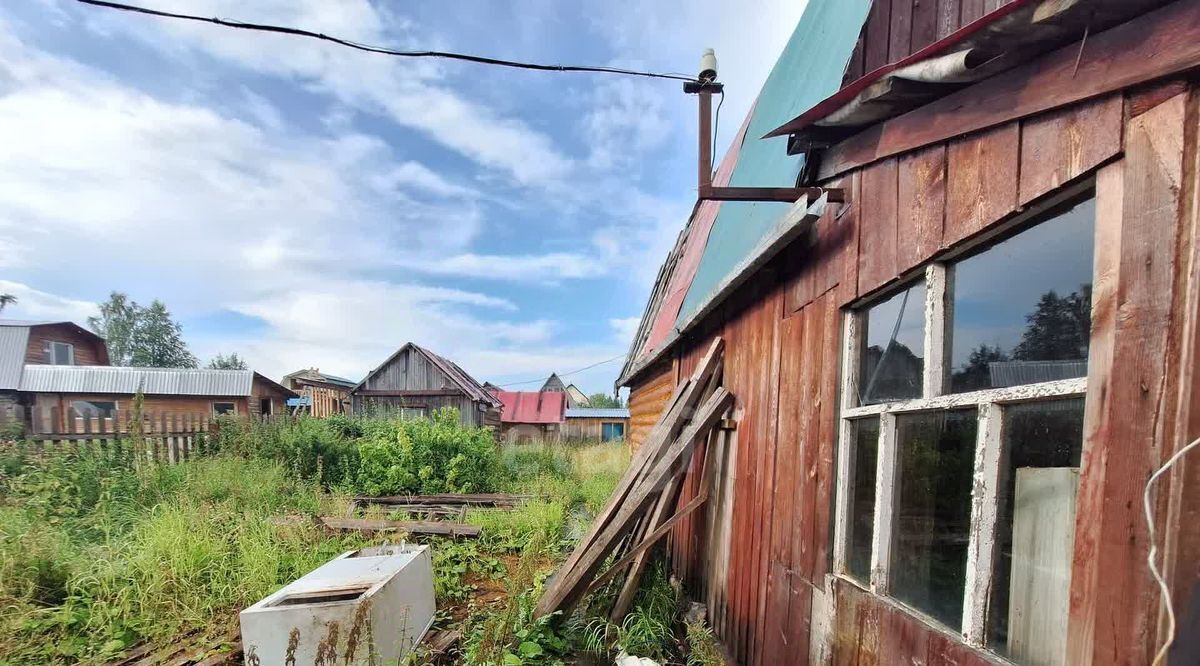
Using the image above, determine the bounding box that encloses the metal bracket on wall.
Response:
[689,82,844,205]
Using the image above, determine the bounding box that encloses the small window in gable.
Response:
[48,341,74,365]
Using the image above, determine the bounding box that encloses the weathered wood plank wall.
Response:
[632,74,1200,665]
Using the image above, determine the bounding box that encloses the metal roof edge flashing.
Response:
[617,192,831,387]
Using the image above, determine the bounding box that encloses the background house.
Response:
[490,390,565,443]
[20,366,294,431]
[282,368,356,417]
[0,319,294,432]
[350,342,501,427]
[562,407,628,442]
[564,383,590,408]
[1,320,109,422]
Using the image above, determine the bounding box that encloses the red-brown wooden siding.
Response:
[629,80,1200,664]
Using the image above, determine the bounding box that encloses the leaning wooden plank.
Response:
[320,517,481,537]
[590,339,722,534]
[609,424,721,621]
[588,482,711,597]
[552,339,723,583]
[535,387,733,617]
[609,468,686,621]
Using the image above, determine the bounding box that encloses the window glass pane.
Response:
[988,398,1084,662]
[71,400,116,417]
[950,197,1095,393]
[860,282,926,404]
[846,417,879,582]
[50,341,73,365]
[892,409,977,630]
[213,402,236,416]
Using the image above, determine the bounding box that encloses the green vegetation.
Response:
[206,352,248,370]
[87,291,198,368]
[0,412,713,665]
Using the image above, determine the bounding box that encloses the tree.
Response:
[950,343,1009,393]
[88,292,140,365]
[131,300,197,368]
[87,292,198,368]
[0,293,15,313]
[1012,285,1092,361]
[208,352,248,370]
[587,392,624,409]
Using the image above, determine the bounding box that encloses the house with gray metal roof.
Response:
[0,319,294,433]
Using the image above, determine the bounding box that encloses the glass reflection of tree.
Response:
[952,284,1092,391]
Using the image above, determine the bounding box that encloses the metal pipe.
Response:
[699,90,713,191]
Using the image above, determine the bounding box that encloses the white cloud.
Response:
[609,316,640,345]
[402,252,607,282]
[0,280,97,322]
[77,0,575,187]
[582,77,671,170]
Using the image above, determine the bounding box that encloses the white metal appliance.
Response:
[239,544,435,665]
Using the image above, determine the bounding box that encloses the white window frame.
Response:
[48,341,74,365]
[833,231,1090,646]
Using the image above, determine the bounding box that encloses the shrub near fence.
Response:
[4,405,211,467]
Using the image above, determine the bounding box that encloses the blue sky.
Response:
[0,0,805,393]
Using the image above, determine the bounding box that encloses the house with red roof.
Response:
[489,389,565,444]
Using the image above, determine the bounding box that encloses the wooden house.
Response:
[350,342,501,427]
[0,319,294,431]
[617,1,1200,664]
[491,390,566,443]
[564,383,591,408]
[282,368,356,417]
[562,407,629,442]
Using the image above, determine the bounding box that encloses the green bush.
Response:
[355,408,499,495]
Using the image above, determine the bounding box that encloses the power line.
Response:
[75,0,699,83]
[497,353,627,387]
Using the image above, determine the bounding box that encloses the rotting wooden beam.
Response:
[818,0,1200,180]
[535,387,734,617]
[320,517,481,537]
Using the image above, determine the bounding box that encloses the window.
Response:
[859,282,926,404]
[71,400,116,418]
[844,417,879,583]
[601,422,625,442]
[48,341,74,365]
[399,407,426,421]
[950,198,1095,393]
[212,402,237,416]
[834,191,1094,658]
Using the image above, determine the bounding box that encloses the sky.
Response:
[0,0,807,394]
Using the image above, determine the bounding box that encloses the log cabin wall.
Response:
[24,324,107,366]
[626,27,1200,666]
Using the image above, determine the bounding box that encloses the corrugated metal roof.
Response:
[19,365,256,396]
[0,326,30,390]
[988,360,1087,388]
[565,408,630,419]
[493,390,565,424]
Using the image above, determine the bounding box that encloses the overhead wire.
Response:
[497,353,627,388]
[74,0,700,83]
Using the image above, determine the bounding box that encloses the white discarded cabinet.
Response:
[240,544,435,665]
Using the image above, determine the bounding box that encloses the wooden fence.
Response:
[2,405,214,466]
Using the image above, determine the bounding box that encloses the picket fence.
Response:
[2,404,217,466]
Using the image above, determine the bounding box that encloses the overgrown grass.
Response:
[0,453,367,663]
[0,422,707,665]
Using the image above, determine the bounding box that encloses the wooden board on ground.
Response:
[320,516,481,537]
[352,493,529,507]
